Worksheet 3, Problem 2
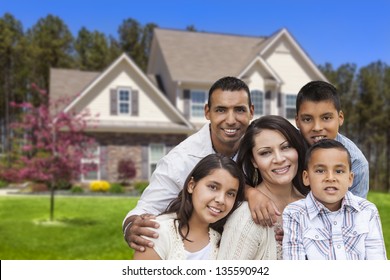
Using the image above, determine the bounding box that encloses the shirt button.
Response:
[315,235,319,239]
[333,221,337,225]
[337,245,341,249]
[353,231,357,235]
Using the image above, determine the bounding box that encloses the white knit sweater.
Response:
[144,213,220,260]
[217,202,278,260]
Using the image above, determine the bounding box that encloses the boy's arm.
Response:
[365,208,387,260]
[349,160,369,198]
[245,185,281,227]
[282,210,306,260]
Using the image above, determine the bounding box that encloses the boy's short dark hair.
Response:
[296,81,341,113]
[304,139,352,170]
[208,76,251,107]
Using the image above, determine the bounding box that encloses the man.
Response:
[123,76,255,252]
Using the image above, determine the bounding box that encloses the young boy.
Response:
[282,139,386,260]
[295,80,369,198]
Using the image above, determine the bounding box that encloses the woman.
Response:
[133,153,245,260]
[217,115,309,260]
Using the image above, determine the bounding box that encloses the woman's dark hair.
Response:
[236,115,308,196]
[164,153,245,241]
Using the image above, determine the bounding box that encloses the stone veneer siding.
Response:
[88,132,187,182]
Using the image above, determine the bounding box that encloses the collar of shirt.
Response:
[306,191,361,220]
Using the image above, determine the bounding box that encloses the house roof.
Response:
[49,68,100,113]
[151,28,267,84]
[150,28,327,85]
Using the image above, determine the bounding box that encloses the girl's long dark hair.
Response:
[236,115,309,196]
[163,153,245,241]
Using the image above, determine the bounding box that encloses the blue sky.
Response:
[2,0,389,69]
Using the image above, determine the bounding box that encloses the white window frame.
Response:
[190,90,207,118]
[148,143,166,178]
[251,89,264,116]
[81,146,100,182]
[117,87,132,115]
[285,94,297,119]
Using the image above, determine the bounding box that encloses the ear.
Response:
[348,171,354,188]
[204,104,210,120]
[338,110,344,127]
[302,170,310,187]
[251,158,258,169]
[295,115,300,129]
[187,177,196,193]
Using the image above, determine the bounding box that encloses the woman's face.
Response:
[251,129,298,186]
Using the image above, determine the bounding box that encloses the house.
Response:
[49,27,327,183]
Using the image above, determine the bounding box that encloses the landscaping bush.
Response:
[0,180,8,188]
[134,180,149,194]
[109,182,124,194]
[70,185,84,194]
[89,180,110,192]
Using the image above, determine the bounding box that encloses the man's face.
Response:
[205,89,254,154]
[295,100,344,146]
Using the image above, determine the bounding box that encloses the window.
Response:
[251,90,264,116]
[191,90,207,117]
[81,146,100,182]
[285,94,296,119]
[118,88,131,115]
[149,144,166,177]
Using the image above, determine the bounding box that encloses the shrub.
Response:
[134,181,149,194]
[0,180,8,188]
[89,180,110,192]
[109,183,124,194]
[117,159,136,185]
[71,185,84,194]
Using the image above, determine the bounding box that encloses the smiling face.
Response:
[251,129,299,187]
[205,89,254,156]
[295,100,344,146]
[188,168,239,226]
[303,147,354,211]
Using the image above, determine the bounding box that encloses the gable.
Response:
[59,54,194,134]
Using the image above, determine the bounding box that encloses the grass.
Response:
[0,195,138,259]
[0,192,389,259]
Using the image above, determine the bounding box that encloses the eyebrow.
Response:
[256,140,288,151]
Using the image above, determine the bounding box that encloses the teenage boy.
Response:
[295,80,369,198]
[283,139,386,260]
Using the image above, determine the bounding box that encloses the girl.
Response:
[217,115,309,260]
[133,153,245,260]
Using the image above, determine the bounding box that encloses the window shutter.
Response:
[141,145,149,180]
[183,89,190,119]
[110,89,117,115]
[99,146,108,180]
[131,90,139,116]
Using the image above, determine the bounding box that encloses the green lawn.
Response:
[0,192,389,259]
[0,195,137,259]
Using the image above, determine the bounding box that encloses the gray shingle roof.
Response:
[49,68,100,112]
[153,28,268,83]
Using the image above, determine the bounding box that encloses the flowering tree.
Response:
[2,83,98,220]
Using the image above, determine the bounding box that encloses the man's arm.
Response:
[245,186,281,227]
[123,153,190,251]
[123,214,159,252]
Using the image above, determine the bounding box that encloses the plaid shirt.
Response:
[282,191,387,260]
